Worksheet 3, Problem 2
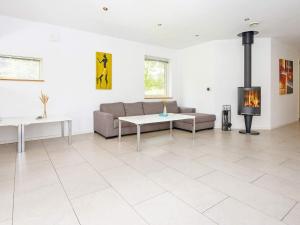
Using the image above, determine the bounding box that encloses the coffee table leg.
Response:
[137,125,141,152]
[68,120,72,145]
[193,118,196,139]
[118,120,122,142]
[170,121,173,136]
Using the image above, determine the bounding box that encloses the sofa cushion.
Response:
[100,102,125,118]
[142,102,164,114]
[124,102,144,116]
[165,101,179,113]
[180,113,216,123]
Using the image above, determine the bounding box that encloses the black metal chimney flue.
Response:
[238,31,258,87]
[237,31,260,135]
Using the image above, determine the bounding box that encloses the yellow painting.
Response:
[96,52,112,89]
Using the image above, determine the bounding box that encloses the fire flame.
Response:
[244,90,260,108]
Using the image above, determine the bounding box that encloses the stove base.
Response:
[239,130,260,135]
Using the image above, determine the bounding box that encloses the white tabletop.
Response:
[119,113,195,125]
[0,115,71,126]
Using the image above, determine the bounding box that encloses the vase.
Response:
[163,105,167,115]
[43,104,47,118]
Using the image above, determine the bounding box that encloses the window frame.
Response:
[144,56,170,99]
[0,54,44,82]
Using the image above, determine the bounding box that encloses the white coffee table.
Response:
[0,116,72,153]
[118,113,196,151]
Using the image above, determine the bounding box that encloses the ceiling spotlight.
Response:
[195,34,200,37]
[249,21,260,27]
[244,18,250,21]
[101,6,109,12]
[157,23,162,27]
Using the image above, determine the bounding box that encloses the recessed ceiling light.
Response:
[244,18,250,21]
[157,23,162,27]
[101,6,109,12]
[249,21,260,27]
[195,34,200,37]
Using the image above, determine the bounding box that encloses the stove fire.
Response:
[244,90,260,108]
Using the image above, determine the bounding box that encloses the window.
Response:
[144,56,169,98]
[0,54,42,81]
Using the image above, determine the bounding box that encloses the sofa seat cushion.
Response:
[124,102,144,116]
[180,113,216,123]
[142,102,164,114]
[166,101,179,113]
[100,102,125,118]
[113,119,135,129]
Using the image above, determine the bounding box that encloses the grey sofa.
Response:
[93,101,216,138]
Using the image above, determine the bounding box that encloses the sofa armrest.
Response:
[93,111,115,137]
[178,106,196,113]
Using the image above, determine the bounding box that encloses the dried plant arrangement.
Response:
[39,91,49,118]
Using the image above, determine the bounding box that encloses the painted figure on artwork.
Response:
[96,52,112,89]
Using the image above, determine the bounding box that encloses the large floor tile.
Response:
[15,161,59,194]
[281,159,300,171]
[101,165,164,205]
[48,148,85,168]
[56,163,109,199]
[16,148,49,165]
[0,220,12,225]
[78,148,124,172]
[147,168,188,190]
[134,193,216,225]
[198,171,295,220]
[72,188,147,225]
[0,180,14,222]
[196,155,264,182]
[0,162,15,182]
[205,198,286,225]
[119,152,166,175]
[13,184,79,225]
[170,179,227,212]
[155,152,214,178]
[254,174,300,201]
[284,203,300,225]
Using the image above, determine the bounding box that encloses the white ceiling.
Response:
[0,0,300,49]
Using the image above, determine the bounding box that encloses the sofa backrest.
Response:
[165,101,179,113]
[100,102,125,118]
[124,102,144,116]
[142,102,164,114]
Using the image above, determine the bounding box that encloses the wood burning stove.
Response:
[237,31,260,135]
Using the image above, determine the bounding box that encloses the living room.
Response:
[0,1,300,225]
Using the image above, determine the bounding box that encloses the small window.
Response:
[0,54,42,81]
[144,56,169,98]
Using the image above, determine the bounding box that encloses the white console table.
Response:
[0,116,72,153]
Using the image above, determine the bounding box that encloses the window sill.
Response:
[0,78,45,82]
[144,96,173,100]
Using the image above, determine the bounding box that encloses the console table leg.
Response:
[68,120,72,145]
[170,121,173,136]
[61,121,65,137]
[17,125,22,153]
[137,125,141,152]
[21,124,25,152]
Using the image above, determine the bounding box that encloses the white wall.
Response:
[270,39,300,128]
[0,16,179,143]
[178,38,272,129]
